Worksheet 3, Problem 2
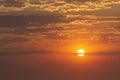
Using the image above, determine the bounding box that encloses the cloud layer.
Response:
[0,0,120,54]
[0,0,120,12]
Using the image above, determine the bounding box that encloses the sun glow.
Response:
[77,49,85,57]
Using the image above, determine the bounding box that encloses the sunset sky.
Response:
[0,0,120,80]
[0,0,120,54]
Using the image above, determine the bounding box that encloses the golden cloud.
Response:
[0,0,120,12]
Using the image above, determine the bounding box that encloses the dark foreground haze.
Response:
[0,53,120,80]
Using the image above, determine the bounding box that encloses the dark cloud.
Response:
[0,49,52,55]
[29,0,40,5]
[1,0,28,8]
[0,35,29,44]
[0,0,2,5]
[27,27,64,33]
[65,0,99,2]
[0,14,64,27]
[45,33,68,40]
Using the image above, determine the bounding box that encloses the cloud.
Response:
[0,14,120,41]
[28,0,120,13]
[0,33,28,45]
[0,0,120,13]
[3,0,28,7]
[0,0,29,11]
[70,20,100,25]
[0,13,64,27]
[68,16,120,25]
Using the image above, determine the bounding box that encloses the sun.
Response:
[77,49,85,57]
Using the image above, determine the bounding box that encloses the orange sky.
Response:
[1,1,120,80]
[0,0,120,55]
